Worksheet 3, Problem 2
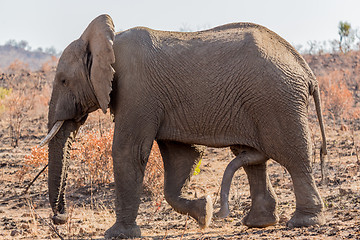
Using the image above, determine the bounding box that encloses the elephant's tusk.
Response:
[39,121,64,147]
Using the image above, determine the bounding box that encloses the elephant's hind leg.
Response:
[285,160,325,227]
[157,140,213,229]
[216,146,268,219]
[272,121,325,227]
[230,147,279,228]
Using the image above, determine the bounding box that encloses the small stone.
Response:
[79,227,86,235]
[339,188,352,196]
[10,230,19,236]
[20,223,29,229]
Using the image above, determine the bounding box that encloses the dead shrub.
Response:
[40,56,58,73]
[7,59,30,73]
[73,129,164,198]
[17,146,48,180]
[72,129,114,186]
[20,127,164,199]
[143,141,164,199]
[318,70,354,120]
[1,90,34,147]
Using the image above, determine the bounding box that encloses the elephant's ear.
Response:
[80,14,115,113]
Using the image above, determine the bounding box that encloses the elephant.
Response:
[40,14,327,238]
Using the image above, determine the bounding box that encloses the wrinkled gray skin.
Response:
[45,14,327,238]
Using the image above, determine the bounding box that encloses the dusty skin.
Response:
[45,15,327,237]
[0,116,359,239]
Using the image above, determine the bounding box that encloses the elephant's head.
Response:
[40,14,115,224]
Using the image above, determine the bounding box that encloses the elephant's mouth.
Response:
[75,113,88,125]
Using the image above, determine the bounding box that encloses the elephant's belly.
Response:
[156,133,237,147]
[156,123,252,148]
[156,100,259,148]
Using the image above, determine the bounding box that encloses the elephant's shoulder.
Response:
[115,27,158,48]
[116,27,153,40]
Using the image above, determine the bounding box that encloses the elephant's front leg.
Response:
[105,137,153,238]
[158,140,213,229]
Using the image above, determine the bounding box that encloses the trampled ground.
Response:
[1,51,360,239]
[0,117,359,239]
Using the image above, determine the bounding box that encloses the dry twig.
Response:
[23,164,48,195]
[25,195,64,240]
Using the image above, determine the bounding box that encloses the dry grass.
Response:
[1,52,360,238]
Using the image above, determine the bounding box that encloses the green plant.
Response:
[0,87,12,99]
[338,21,354,53]
[0,87,12,113]
[193,159,202,176]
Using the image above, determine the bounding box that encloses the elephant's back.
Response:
[146,23,316,84]
[117,23,314,78]
[115,24,316,149]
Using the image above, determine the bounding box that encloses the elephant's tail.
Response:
[311,82,327,157]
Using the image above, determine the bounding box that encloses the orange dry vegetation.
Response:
[19,128,164,197]
[17,146,48,180]
[72,129,114,186]
[1,51,360,239]
[317,70,354,120]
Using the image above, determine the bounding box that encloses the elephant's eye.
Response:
[61,79,67,86]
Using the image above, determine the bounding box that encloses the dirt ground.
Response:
[0,117,360,239]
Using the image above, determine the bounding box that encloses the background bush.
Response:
[20,127,164,199]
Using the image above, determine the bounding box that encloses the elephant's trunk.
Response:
[47,120,79,224]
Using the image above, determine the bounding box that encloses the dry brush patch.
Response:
[1,91,34,148]
[20,126,164,197]
[1,52,360,239]
[318,70,355,121]
[0,60,54,148]
[11,125,165,239]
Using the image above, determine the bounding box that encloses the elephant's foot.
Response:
[52,213,68,225]
[243,208,279,228]
[243,190,278,228]
[214,204,230,219]
[193,195,213,229]
[286,210,325,228]
[104,222,141,239]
